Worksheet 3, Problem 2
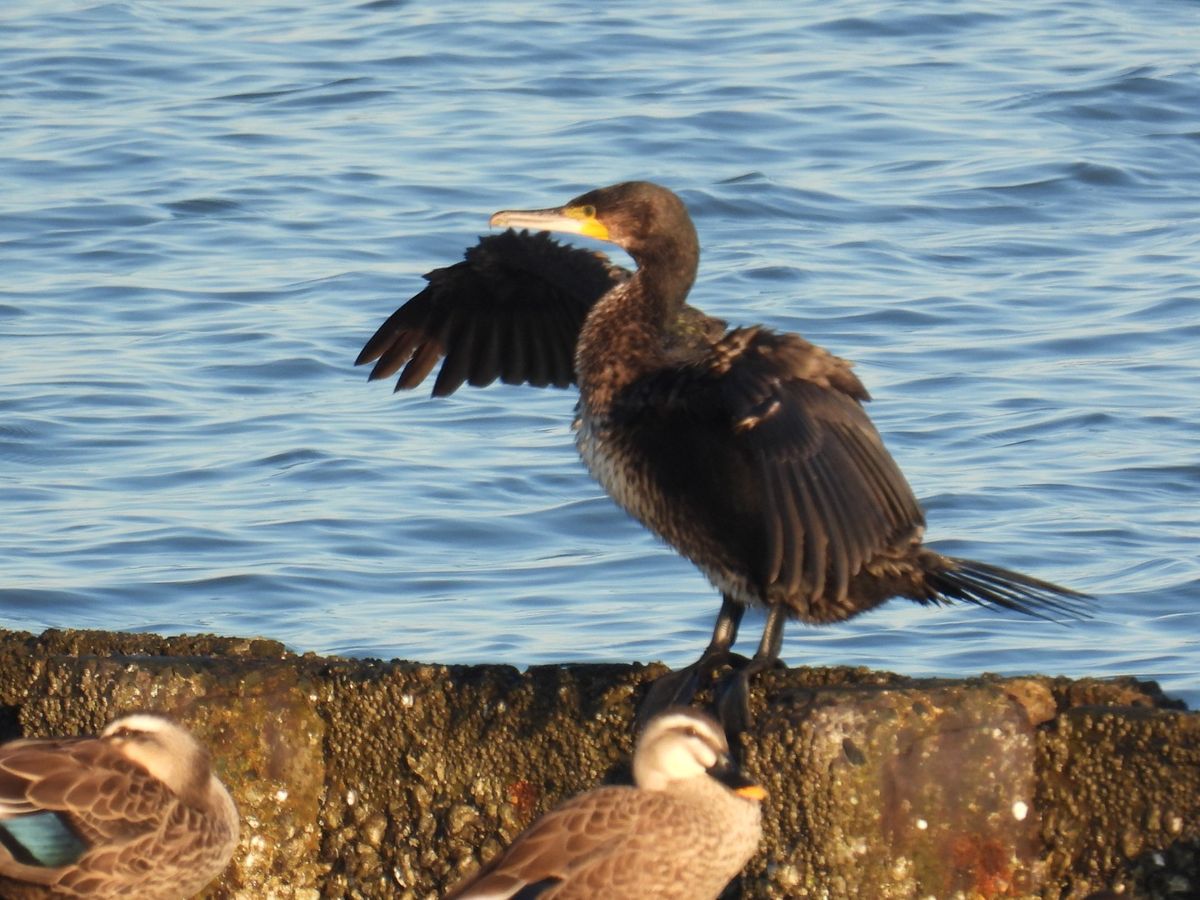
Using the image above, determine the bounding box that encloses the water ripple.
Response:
[0,0,1197,707]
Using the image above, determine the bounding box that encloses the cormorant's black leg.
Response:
[752,601,786,661]
[638,595,745,726]
[716,603,787,738]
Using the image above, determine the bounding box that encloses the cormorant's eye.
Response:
[580,204,596,218]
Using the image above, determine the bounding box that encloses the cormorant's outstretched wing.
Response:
[612,325,926,620]
[357,229,628,397]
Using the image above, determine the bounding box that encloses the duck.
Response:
[444,706,764,898]
[0,713,239,899]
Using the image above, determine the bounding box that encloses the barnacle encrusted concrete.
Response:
[0,629,1193,899]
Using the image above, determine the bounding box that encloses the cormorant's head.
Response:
[490,181,699,270]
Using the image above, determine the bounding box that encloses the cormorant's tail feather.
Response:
[925,556,1094,622]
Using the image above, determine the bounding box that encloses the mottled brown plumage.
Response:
[444,708,763,899]
[0,714,238,900]
[358,181,1090,724]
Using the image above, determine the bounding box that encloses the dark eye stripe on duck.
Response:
[358,180,1093,734]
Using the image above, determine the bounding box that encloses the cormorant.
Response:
[357,181,1090,727]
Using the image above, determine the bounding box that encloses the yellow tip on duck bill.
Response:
[489,204,610,241]
[734,783,768,801]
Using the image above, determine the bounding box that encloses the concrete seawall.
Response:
[0,628,1194,899]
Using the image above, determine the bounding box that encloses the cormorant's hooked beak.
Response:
[707,752,768,801]
[490,203,611,241]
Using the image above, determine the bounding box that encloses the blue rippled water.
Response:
[2,1,1197,706]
